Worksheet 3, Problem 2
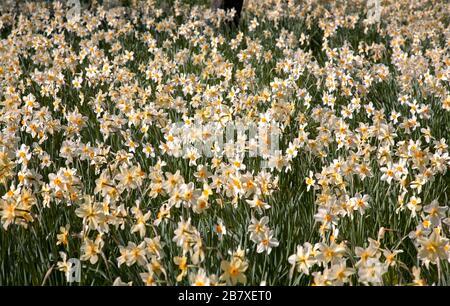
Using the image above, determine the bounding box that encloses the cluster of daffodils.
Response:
[0,0,449,285]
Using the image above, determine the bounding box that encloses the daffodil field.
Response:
[0,0,449,286]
